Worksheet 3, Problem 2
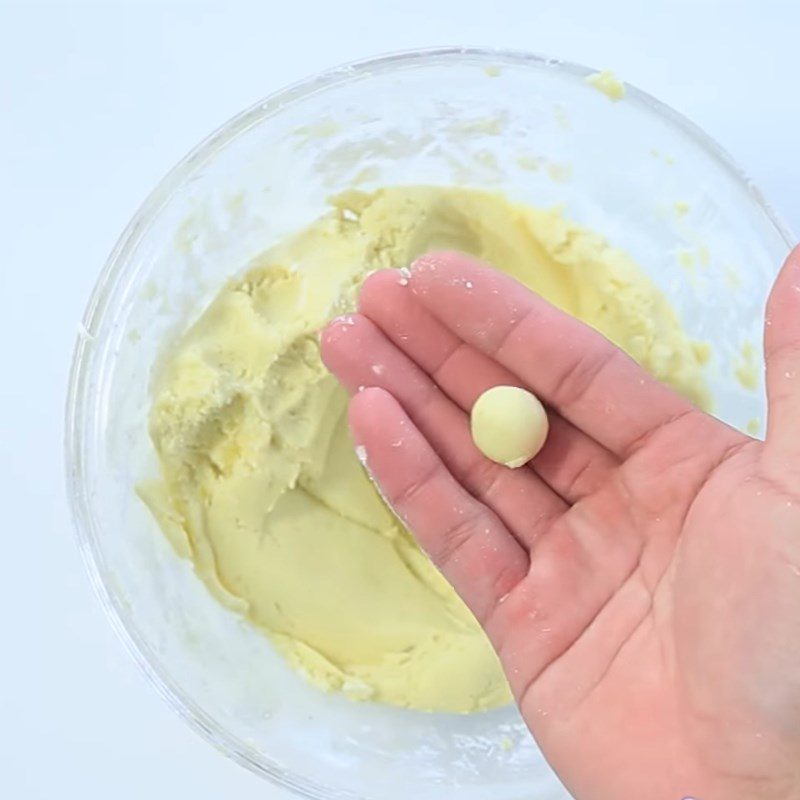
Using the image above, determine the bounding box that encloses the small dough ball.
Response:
[470,385,549,469]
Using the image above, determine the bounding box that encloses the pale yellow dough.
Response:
[142,185,709,713]
[471,386,549,468]
[585,69,626,101]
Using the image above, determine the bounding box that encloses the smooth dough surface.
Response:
[471,386,549,468]
[142,185,710,713]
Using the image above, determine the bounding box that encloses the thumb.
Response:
[764,245,800,469]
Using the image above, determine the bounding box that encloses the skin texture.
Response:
[321,247,800,800]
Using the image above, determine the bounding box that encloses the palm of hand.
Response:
[322,249,800,800]
[522,427,800,800]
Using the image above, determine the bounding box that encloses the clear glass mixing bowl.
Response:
[65,48,793,800]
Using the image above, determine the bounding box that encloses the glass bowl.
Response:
[65,47,793,800]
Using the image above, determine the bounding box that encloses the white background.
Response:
[1,0,798,797]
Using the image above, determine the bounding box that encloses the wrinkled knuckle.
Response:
[462,457,504,501]
[552,348,615,409]
[434,509,487,569]
[491,306,536,357]
[622,407,700,459]
[432,340,468,382]
[563,457,599,500]
[392,461,439,509]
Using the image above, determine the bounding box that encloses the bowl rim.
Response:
[64,45,796,800]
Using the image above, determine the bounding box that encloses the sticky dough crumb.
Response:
[585,69,626,101]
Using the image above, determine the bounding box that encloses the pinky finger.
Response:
[349,387,529,625]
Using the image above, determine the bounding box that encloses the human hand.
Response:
[320,248,800,800]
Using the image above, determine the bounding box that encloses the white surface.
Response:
[1,1,798,797]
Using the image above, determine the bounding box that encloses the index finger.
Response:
[348,387,529,625]
[408,251,703,458]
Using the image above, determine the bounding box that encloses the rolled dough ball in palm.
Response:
[470,385,549,468]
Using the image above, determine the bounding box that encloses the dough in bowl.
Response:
[140,185,710,713]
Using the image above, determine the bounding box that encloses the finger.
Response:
[764,245,800,466]
[358,269,619,502]
[408,251,706,458]
[321,313,566,549]
[348,387,529,624]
